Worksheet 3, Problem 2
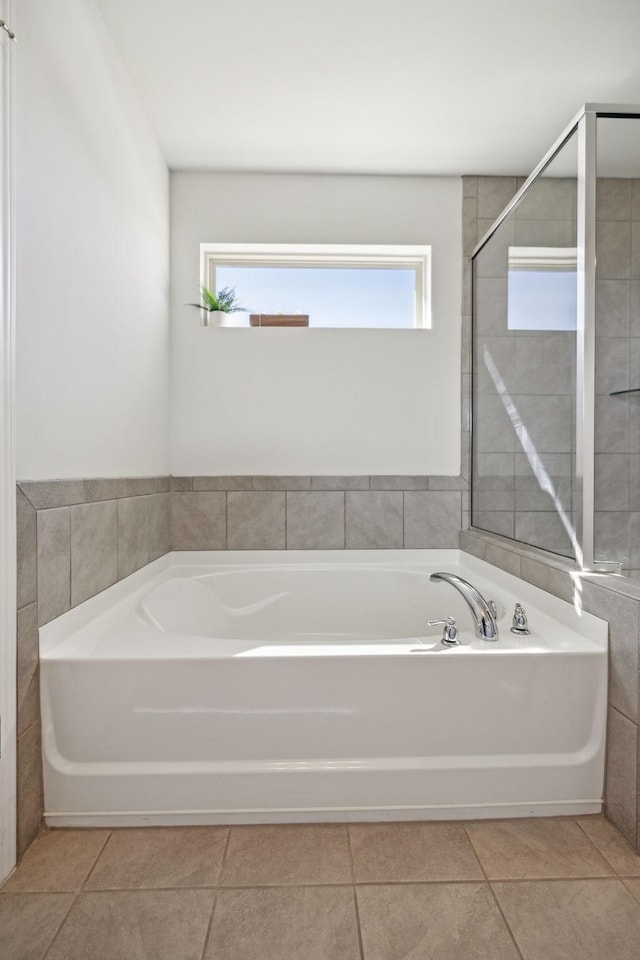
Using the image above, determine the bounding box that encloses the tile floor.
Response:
[2,816,640,959]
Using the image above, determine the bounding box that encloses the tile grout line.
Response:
[79,830,114,890]
[573,818,631,877]
[346,826,366,960]
[622,876,640,905]
[215,827,233,888]
[343,490,346,549]
[115,499,121,582]
[200,827,232,960]
[66,506,71,614]
[343,490,347,547]
[39,888,84,960]
[40,831,112,960]
[197,890,219,960]
[463,824,526,960]
[5,875,638,897]
[351,886,366,960]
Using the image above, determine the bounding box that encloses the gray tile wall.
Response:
[460,526,640,853]
[466,178,640,852]
[468,175,578,556]
[15,477,171,858]
[594,178,640,571]
[470,175,640,571]
[170,477,467,551]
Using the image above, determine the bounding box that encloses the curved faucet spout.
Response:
[429,572,499,640]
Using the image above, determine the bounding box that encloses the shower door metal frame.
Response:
[471,103,640,573]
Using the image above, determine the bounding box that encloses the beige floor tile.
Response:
[44,890,214,960]
[578,816,640,876]
[219,824,352,886]
[1,829,110,892]
[466,818,613,879]
[85,827,228,889]
[204,886,360,960]
[493,878,640,960]
[357,882,520,960]
[0,893,73,960]
[349,822,484,882]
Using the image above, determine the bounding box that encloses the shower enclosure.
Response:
[472,104,640,581]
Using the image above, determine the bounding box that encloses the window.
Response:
[200,243,431,328]
[507,246,577,331]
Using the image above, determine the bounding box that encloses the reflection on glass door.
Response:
[472,132,578,559]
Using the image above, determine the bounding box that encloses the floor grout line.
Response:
[345,825,356,884]
[7,875,636,897]
[463,824,526,960]
[214,827,233,887]
[346,826,366,960]
[622,877,640,906]
[573,817,626,876]
[80,830,114,890]
[197,891,218,960]
[351,886,366,960]
[40,885,87,960]
[486,881,526,960]
[462,822,488,880]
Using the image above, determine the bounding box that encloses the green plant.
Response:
[188,284,246,314]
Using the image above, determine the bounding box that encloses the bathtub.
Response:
[39,549,607,827]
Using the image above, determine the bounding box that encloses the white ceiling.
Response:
[95,0,640,176]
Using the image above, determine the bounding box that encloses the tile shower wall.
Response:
[15,477,171,858]
[468,174,640,571]
[170,476,468,551]
[464,178,640,854]
[469,174,577,555]
[594,178,640,574]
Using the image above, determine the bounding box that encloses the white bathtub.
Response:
[39,549,607,827]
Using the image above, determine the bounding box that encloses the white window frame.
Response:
[508,246,577,271]
[507,245,578,331]
[199,243,432,329]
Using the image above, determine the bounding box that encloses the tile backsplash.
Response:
[169,476,468,551]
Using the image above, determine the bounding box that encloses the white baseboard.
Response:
[45,799,603,828]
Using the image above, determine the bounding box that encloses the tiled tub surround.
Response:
[14,474,466,858]
[460,527,640,853]
[170,475,467,551]
[15,478,171,858]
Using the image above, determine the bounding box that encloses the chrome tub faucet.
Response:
[429,572,499,641]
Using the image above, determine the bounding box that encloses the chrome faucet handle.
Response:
[510,603,530,635]
[427,616,460,647]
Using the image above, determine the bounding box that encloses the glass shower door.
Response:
[593,116,640,575]
[472,132,579,559]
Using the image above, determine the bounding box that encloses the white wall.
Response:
[16,0,170,479]
[171,173,462,476]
